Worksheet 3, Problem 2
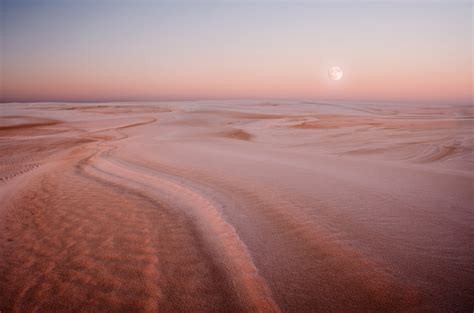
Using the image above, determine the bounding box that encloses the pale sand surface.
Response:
[0,100,472,312]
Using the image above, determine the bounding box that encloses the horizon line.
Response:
[1,97,472,106]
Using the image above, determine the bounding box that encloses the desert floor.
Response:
[0,100,473,312]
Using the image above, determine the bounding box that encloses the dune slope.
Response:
[0,101,473,312]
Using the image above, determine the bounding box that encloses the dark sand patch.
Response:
[218,129,254,141]
[0,116,61,136]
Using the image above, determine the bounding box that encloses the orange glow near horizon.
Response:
[1,1,472,104]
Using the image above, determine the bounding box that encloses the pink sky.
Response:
[1,1,472,104]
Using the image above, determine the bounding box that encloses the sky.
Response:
[0,0,472,104]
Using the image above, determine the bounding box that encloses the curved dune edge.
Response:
[114,152,428,311]
[0,117,280,312]
[83,139,280,312]
[91,119,281,312]
[0,128,280,312]
[1,101,472,312]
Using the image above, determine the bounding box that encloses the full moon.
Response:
[328,66,343,81]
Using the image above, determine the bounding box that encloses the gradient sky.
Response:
[1,0,472,103]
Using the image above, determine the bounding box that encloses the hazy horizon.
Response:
[1,0,472,104]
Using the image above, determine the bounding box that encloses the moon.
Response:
[328,66,343,81]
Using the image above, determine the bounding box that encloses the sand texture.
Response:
[0,100,473,312]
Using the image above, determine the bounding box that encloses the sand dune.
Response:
[0,101,473,312]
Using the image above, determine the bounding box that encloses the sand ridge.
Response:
[0,101,473,312]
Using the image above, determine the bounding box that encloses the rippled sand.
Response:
[0,100,473,312]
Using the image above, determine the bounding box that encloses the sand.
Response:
[0,100,473,312]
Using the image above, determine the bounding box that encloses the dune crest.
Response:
[1,101,473,312]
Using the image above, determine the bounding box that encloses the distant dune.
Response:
[0,100,473,312]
